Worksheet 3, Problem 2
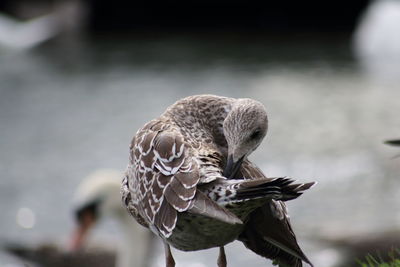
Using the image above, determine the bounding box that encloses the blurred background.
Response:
[1,0,400,266]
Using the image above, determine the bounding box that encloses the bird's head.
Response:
[69,169,124,251]
[223,98,268,178]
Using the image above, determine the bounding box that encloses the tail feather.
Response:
[234,160,314,266]
[238,200,314,267]
[234,177,315,202]
[240,225,305,267]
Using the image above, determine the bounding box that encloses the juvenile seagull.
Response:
[122,95,315,267]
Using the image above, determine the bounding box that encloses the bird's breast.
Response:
[166,212,244,251]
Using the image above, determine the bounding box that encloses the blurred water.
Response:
[0,35,399,267]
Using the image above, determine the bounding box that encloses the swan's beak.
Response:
[69,203,98,251]
[223,154,244,179]
[69,211,95,251]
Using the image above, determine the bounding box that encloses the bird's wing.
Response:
[238,161,314,267]
[124,120,241,238]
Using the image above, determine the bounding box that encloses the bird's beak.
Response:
[69,210,96,251]
[223,154,245,179]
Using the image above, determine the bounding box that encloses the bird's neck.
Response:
[116,212,153,267]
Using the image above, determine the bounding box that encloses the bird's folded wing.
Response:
[237,161,314,266]
[130,122,241,239]
[188,190,242,224]
[130,125,200,237]
[239,200,313,267]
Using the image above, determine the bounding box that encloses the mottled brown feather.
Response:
[188,191,242,225]
[128,123,202,237]
[157,173,172,188]
[154,200,178,236]
[175,171,198,188]
[169,178,197,200]
[164,182,193,211]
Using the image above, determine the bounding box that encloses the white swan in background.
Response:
[3,169,154,267]
[0,0,86,51]
[353,0,400,78]
[71,169,154,267]
[0,12,58,50]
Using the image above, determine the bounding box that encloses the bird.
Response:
[0,11,58,50]
[70,169,154,267]
[384,139,400,158]
[353,0,400,78]
[384,139,400,146]
[3,169,154,267]
[0,0,85,51]
[121,94,316,267]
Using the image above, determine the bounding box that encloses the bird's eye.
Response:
[249,130,261,140]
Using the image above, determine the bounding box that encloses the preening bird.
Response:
[122,95,315,267]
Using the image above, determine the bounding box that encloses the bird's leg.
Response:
[164,242,175,267]
[217,246,227,267]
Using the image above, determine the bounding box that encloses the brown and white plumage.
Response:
[122,94,315,267]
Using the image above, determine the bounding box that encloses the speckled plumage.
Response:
[122,95,315,267]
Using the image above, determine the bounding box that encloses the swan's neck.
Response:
[116,212,153,267]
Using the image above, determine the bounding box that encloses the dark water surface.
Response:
[1,35,399,267]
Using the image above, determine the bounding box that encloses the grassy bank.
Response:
[358,250,400,267]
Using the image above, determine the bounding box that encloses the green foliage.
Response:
[358,249,400,267]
